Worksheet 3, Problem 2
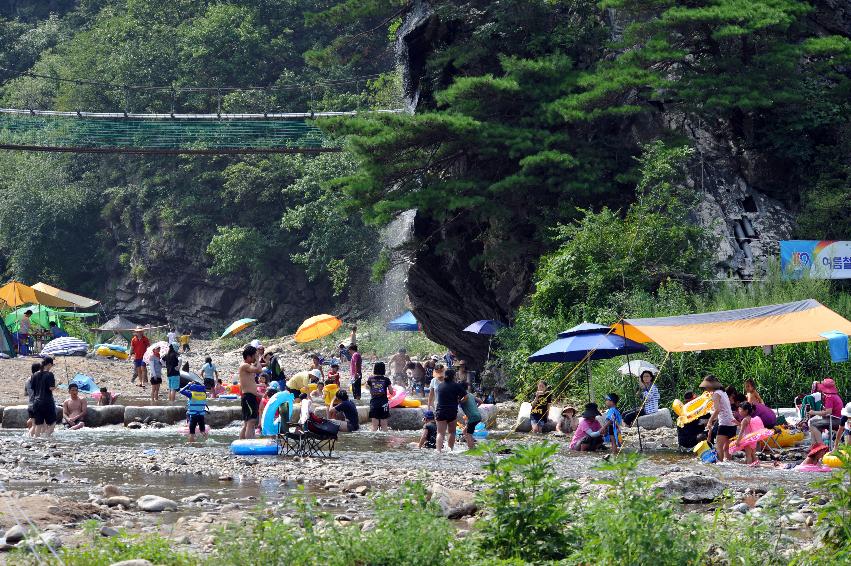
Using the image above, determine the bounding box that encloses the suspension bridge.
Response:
[0,107,402,154]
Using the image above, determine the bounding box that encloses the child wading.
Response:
[179,381,208,442]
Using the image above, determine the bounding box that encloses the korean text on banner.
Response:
[780,240,851,280]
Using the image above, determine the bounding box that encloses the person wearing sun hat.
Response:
[794,442,832,471]
[569,403,603,451]
[808,377,845,445]
[557,406,579,435]
[701,375,737,462]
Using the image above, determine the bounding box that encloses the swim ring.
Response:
[822,453,843,468]
[773,426,804,448]
[675,392,713,427]
[260,391,295,436]
[217,394,239,400]
[95,346,129,360]
[230,439,278,456]
[388,386,407,408]
[795,463,834,472]
[228,384,241,395]
[729,427,775,453]
[322,384,339,406]
[400,398,421,408]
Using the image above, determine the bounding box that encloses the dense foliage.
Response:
[0,1,392,317]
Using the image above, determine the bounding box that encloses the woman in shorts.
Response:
[435,369,467,452]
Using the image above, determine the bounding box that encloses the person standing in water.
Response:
[367,362,393,431]
[30,357,57,437]
[163,344,180,402]
[349,344,362,400]
[130,329,150,388]
[435,369,467,453]
[239,345,263,440]
[62,383,87,430]
[179,381,208,442]
[149,345,163,403]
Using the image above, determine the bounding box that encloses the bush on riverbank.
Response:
[17,444,850,566]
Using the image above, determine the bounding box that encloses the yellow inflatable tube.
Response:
[400,398,421,408]
[772,426,804,448]
[675,392,713,427]
[95,346,129,360]
[822,453,843,468]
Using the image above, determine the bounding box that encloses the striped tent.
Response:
[612,299,851,352]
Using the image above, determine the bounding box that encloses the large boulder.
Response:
[389,407,427,430]
[636,408,674,430]
[124,406,185,426]
[654,475,724,503]
[84,405,126,427]
[205,406,242,428]
[1,405,61,429]
[428,483,478,518]
[514,402,556,433]
[0,406,4,424]
[136,495,178,512]
[478,404,497,428]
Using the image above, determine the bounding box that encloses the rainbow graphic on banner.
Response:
[781,240,851,279]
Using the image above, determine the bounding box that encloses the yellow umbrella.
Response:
[0,281,76,308]
[294,314,342,343]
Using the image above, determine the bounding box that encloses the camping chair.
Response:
[276,413,337,458]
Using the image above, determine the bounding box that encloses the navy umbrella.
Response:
[528,322,648,401]
[463,319,506,364]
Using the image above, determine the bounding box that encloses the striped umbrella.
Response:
[220,318,258,338]
[143,341,169,364]
[41,336,89,356]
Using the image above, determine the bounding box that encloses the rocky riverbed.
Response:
[0,416,835,562]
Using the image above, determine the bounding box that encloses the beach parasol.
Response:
[41,336,89,356]
[143,341,169,364]
[0,281,76,308]
[220,318,258,338]
[295,314,342,343]
[616,360,659,376]
[463,319,506,364]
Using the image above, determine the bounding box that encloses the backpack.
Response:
[306,412,340,436]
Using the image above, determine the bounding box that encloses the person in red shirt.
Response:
[130,329,151,388]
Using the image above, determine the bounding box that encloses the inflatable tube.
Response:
[773,426,805,448]
[230,439,278,456]
[217,394,239,400]
[671,399,684,417]
[228,384,241,395]
[729,427,775,453]
[473,422,488,439]
[822,453,843,468]
[322,384,339,406]
[180,371,202,383]
[795,463,834,472]
[94,343,128,353]
[261,391,295,436]
[95,346,129,360]
[388,386,407,408]
[676,392,713,427]
[400,398,421,408]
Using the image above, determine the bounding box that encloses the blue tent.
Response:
[386,311,419,332]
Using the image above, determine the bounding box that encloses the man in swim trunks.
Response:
[239,345,263,440]
[62,383,87,430]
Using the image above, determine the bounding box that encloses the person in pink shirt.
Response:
[569,403,603,451]
[808,378,844,444]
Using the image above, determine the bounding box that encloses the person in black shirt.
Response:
[328,390,360,432]
[435,369,468,452]
[30,357,57,437]
[367,362,394,431]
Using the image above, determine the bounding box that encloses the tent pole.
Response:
[586,362,592,403]
[622,320,642,452]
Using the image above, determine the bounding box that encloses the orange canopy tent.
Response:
[612,299,851,352]
[0,281,76,308]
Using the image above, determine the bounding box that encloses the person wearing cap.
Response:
[286,369,322,395]
[808,378,845,445]
[623,370,660,426]
[556,406,578,435]
[599,393,624,455]
[835,402,851,448]
[418,410,437,449]
[130,329,150,388]
[569,403,603,451]
[149,344,163,403]
[62,383,87,430]
[701,375,737,462]
[328,389,359,432]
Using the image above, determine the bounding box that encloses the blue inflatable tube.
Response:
[261,391,295,436]
[230,439,278,456]
[473,422,489,439]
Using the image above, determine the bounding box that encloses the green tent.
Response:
[0,318,14,357]
[3,305,97,333]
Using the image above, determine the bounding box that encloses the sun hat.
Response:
[561,406,576,416]
[818,378,838,395]
[581,403,601,419]
[699,375,722,390]
[841,402,851,418]
[250,339,262,349]
[807,443,829,459]
[431,355,440,361]
[309,369,322,379]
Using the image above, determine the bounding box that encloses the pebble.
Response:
[730,503,750,514]
[100,526,120,537]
